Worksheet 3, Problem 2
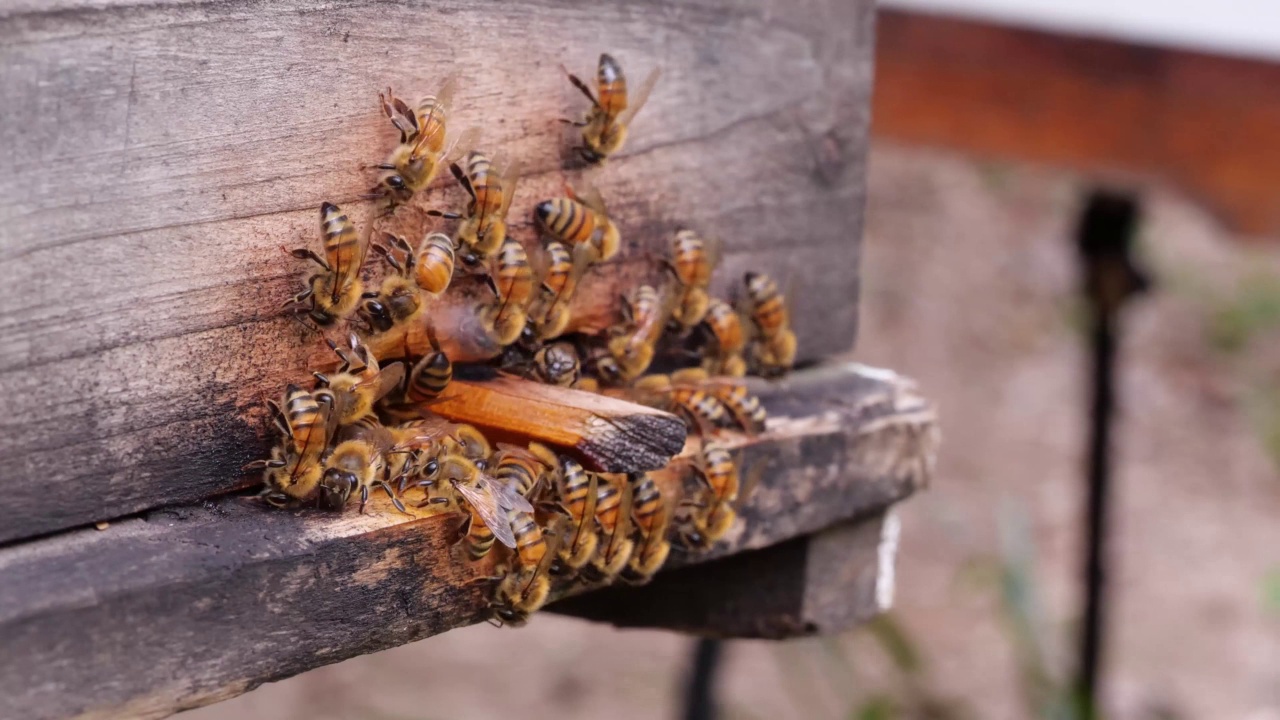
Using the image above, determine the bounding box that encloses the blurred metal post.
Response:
[1075,191,1147,720]
[681,638,724,720]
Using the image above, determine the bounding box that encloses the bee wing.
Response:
[454,480,519,549]
[704,235,724,279]
[373,361,406,402]
[498,158,522,220]
[734,453,762,511]
[618,67,661,126]
[434,74,459,110]
[579,182,608,217]
[443,126,481,166]
[481,474,535,514]
[568,470,599,554]
[609,475,635,554]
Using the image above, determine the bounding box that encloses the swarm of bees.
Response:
[247,54,799,627]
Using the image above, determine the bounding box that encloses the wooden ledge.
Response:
[0,362,936,720]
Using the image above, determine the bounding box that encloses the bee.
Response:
[493,443,555,500]
[534,183,620,262]
[606,284,672,382]
[621,472,671,584]
[550,458,599,573]
[398,329,453,405]
[583,472,634,582]
[668,368,766,434]
[395,416,492,470]
[529,241,595,341]
[697,443,739,516]
[369,80,477,209]
[489,523,560,627]
[700,298,747,377]
[313,333,405,426]
[707,380,767,434]
[629,372,727,435]
[439,454,534,559]
[358,235,426,334]
[677,503,735,551]
[744,272,797,377]
[318,417,406,514]
[430,151,521,268]
[245,385,334,507]
[287,202,368,326]
[665,230,717,331]
[562,53,661,165]
[528,342,581,387]
[479,235,535,345]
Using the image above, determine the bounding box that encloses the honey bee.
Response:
[677,504,735,551]
[629,372,727,435]
[479,235,535,345]
[439,454,534,559]
[529,342,581,387]
[245,385,334,507]
[707,380,767,435]
[493,442,555,500]
[313,333,405,426]
[489,521,560,627]
[621,472,671,584]
[369,80,477,209]
[550,458,599,573]
[700,297,747,377]
[429,151,521,268]
[534,183,620,262]
[665,230,717,331]
[399,329,453,405]
[529,241,595,340]
[605,284,673,382]
[287,203,368,326]
[744,271,797,377]
[358,235,426,334]
[563,53,661,165]
[395,417,492,470]
[697,443,739,514]
[667,368,766,434]
[583,472,634,582]
[318,417,407,514]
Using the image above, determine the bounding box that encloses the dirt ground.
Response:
[185,142,1280,720]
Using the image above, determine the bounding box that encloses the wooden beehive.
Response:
[0,1,937,718]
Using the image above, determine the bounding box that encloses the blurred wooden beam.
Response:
[875,9,1280,237]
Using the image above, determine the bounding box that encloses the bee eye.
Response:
[425,459,439,476]
[386,175,406,190]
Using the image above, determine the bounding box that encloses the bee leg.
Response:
[289,248,330,270]
[557,117,589,127]
[425,209,463,221]
[562,70,602,109]
[359,484,370,514]
[378,480,408,514]
[242,458,286,471]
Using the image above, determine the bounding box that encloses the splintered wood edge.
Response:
[0,363,937,720]
[425,376,688,472]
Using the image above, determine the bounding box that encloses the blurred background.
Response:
[185,1,1280,718]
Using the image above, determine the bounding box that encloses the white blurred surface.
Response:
[882,0,1280,61]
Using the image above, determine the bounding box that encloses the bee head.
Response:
[319,468,358,511]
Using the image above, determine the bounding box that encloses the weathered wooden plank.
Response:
[0,362,935,720]
[553,510,900,637]
[0,0,873,543]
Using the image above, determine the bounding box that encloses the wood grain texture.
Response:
[424,375,687,472]
[553,510,899,637]
[0,362,935,720]
[0,0,873,543]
